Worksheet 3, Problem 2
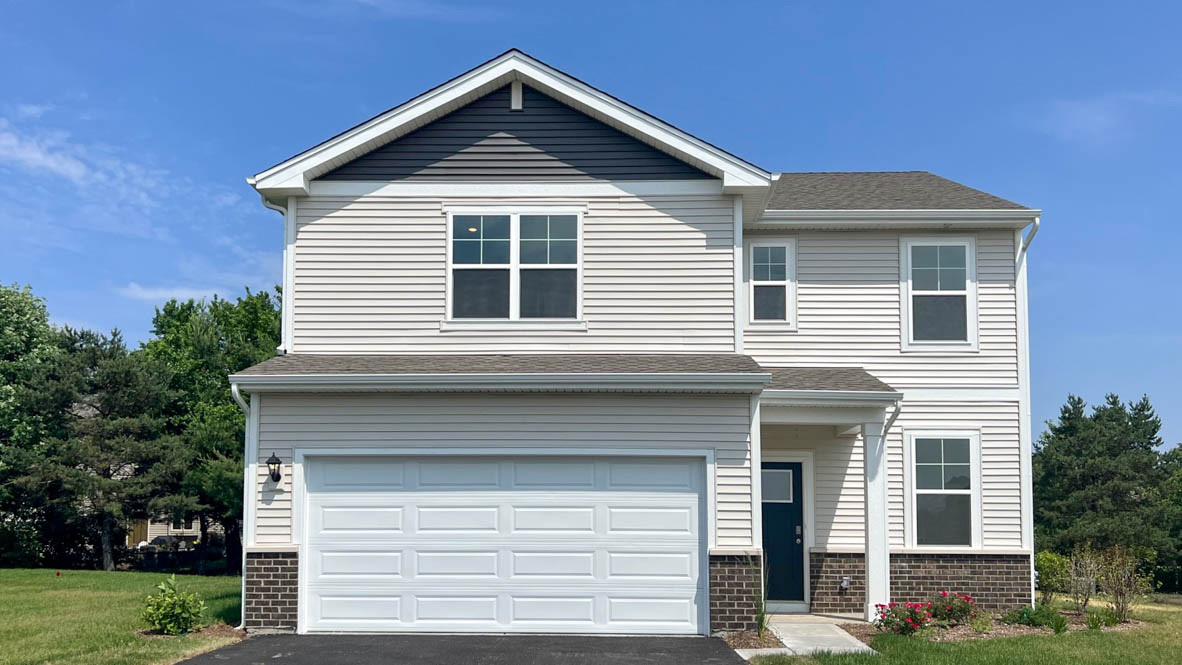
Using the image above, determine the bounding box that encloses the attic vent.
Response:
[510,80,523,111]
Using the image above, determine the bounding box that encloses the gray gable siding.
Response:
[318,85,713,181]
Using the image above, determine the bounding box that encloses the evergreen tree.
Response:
[28,329,191,570]
[1033,394,1170,559]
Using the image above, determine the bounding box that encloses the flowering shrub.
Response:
[929,590,978,625]
[873,601,934,635]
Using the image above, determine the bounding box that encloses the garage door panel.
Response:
[315,458,405,491]
[304,455,705,634]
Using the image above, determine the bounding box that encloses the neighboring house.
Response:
[229,50,1038,635]
[126,518,222,547]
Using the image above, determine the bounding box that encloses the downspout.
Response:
[1017,216,1039,606]
[258,192,290,355]
[231,380,249,630]
[884,398,902,434]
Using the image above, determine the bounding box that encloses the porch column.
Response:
[862,418,890,620]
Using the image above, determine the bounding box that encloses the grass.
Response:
[0,568,241,665]
[752,595,1182,665]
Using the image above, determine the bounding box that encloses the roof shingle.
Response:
[233,354,766,377]
[764,367,897,393]
[767,171,1028,211]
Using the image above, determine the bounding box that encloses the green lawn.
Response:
[754,596,1182,665]
[0,568,241,665]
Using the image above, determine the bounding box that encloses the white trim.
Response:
[243,393,259,547]
[509,80,523,110]
[750,395,763,548]
[439,319,588,332]
[733,196,744,353]
[763,450,815,611]
[1016,225,1036,606]
[291,446,718,635]
[444,209,583,324]
[251,50,769,198]
[308,180,725,198]
[745,237,797,330]
[811,547,1034,556]
[900,235,979,352]
[861,417,890,619]
[231,371,772,394]
[282,197,296,353]
[902,429,983,550]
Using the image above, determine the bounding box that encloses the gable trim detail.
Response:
[249,50,770,199]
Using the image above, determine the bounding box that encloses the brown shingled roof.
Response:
[233,354,766,377]
[764,367,897,393]
[767,171,1028,211]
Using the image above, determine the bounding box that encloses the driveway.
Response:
[180,634,745,665]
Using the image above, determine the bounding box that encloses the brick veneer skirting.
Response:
[708,554,762,632]
[809,552,1032,615]
[244,550,298,631]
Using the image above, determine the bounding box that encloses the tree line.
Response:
[0,283,279,571]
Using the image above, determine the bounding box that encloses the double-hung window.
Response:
[449,211,580,321]
[748,240,796,327]
[901,236,977,350]
[907,431,981,547]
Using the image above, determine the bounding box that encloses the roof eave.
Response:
[754,208,1041,228]
[250,50,770,200]
[229,371,772,394]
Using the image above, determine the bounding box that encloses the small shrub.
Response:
[873,602,934,636]
[1035,551,1071,606]
[969,612,993,634]
[1000,604,1061,628]
[141,574,207,635]
[1098,545,1154,622]
[929,590,977,625]
[1070,543,1101,612]
[1050,612,1068,634]
[1085,611,1103,631]
[1097,607,1120,627]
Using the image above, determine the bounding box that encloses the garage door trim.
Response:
[291,447,717,634]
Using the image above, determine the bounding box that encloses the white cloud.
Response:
[0,119,89,183]
[15,103,54,119]
[1029,90,1182,148]
[116,282,222,302]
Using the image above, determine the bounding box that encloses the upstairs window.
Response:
[901,237,977,350]
[449,211,580,320]
[748,240,796,327]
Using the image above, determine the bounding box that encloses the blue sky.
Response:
[1,1,1179,444]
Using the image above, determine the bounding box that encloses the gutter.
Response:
[759,388,903,407]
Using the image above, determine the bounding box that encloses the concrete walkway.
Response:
[734,615,874,660]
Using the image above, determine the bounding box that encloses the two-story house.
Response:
[229,50,1038,636]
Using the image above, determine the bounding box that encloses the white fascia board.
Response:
[759,388,903,407]
[230,372,772,394]
[308,180,724,199]
[251,51,769,199]
[754,209,1041,228]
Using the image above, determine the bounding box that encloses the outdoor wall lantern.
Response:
[266,452,283,483]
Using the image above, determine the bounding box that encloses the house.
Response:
[126,517,223,548]
[229,50,1038,635]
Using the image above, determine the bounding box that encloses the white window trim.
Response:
[746,237,797,330]
[902,429,983,550]
[899,235,978,352]
[443,207,584,327]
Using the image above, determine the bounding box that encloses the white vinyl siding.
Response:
[762,401,1022,552]
[744,230,1018,389]
[290,194,735,353]
[252,393,754,548]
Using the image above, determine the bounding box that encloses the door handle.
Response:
[795,538,802,544]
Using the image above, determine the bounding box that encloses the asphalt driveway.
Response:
[180,634,744,665]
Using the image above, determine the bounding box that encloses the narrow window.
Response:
[452,215,510,318]
[750,242,795,324]
[519,215,577,318]
[913,437,973,546]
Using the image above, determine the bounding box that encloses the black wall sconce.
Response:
[266,452,283,482]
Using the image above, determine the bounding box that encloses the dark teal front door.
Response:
[761,461,804,601]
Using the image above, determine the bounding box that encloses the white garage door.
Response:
[303,455,706,634]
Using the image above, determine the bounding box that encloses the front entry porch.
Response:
[755,370,902,621]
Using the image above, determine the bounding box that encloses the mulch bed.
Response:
[840,610,1145,645]
[723,630,786,649]
[138,624,247,640]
